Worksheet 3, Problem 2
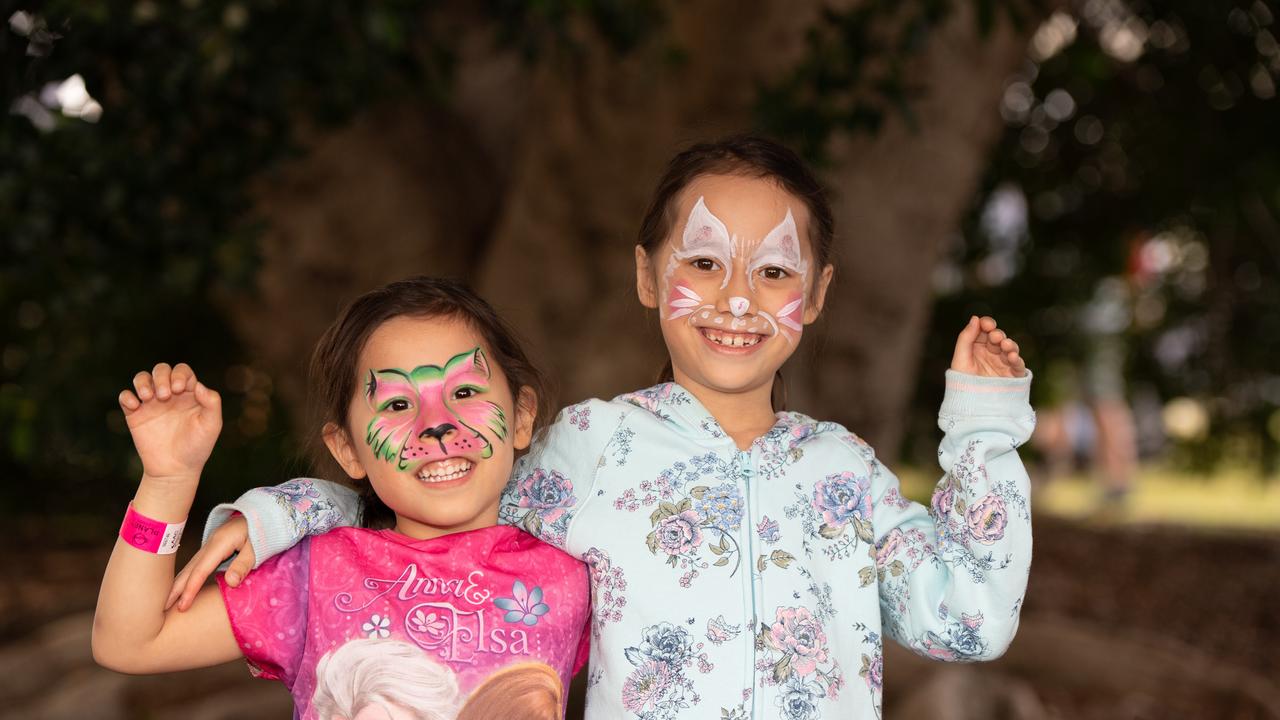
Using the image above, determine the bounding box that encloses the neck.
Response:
[391,504,500,541]
[671,368,778,450]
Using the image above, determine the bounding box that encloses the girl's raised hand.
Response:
[118,362,222,481]
[950,316,1028,378]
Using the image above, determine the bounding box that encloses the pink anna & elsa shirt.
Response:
[219,524,590,720]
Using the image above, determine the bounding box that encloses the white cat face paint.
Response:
[747,208,809,291]
[666,196,734,290]
[650,175,820,400]
[661,196,810,344]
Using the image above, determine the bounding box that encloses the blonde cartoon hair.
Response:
[456,662,563,720]
[312,638,462,720]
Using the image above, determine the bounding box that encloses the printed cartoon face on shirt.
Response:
[645,174,828,398]
[343,315,527,538]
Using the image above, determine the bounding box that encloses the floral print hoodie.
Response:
[204,370,1035,719]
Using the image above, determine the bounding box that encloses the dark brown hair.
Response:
[307,276,552,528]
[638,135,836,407]
[638,134,836,279]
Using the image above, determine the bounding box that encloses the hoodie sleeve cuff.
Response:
[939,369,1034,419]
[201,489,297,570]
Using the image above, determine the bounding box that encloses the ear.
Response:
[803,264,835,324]
[636,245,659,309]
[323,422,368,480]
[513,386,538,451]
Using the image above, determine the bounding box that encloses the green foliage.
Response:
[758,0,1043,162]
[0,0,674,514]
[912,1,1280,471]
[0,2,444,511]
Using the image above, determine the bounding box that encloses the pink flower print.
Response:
[516,468,576,524]
[409,608,448,640]
[930,481,955,519]
[621,659,674,712]
[705,615,742,645]
[756,515,781,544]
[961,611,984,630]
[768,607,829,676]
[494,580,551,626]
[361,613,390,639]
[568,402,591,431]
[654,510,704,556]
[875,528,905,569]
[965,494,1008,544]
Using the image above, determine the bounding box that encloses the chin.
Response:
[685,364,780,396]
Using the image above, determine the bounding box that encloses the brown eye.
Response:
[388,399,410,412]
[762,267,788,280]
[692,258,718,272]
[453,387,476,400]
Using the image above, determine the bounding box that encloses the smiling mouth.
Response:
[415,458,476,484]
[699,327,768,348]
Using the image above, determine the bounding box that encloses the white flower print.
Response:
[409,609,447,639]
[361,613,391,639]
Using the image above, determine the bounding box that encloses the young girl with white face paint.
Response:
[181,136,1035,720]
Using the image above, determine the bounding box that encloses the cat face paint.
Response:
[364,348,509,470]
[662,197,810,344]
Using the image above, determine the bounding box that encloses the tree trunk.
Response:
[232,0,1042,455]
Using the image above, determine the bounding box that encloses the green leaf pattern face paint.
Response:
[364,348,508,470]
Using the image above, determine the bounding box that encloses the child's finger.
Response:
[133,371,155,401]
[194,382,222,410]
[178,551,220,611]
[952,316,979,367]
[166,566,190,610]
[171,363,196,394]
[987,329,1007,346]
[225,546,256,587]
[119,389,141,413]
[152,363,173,400]
[1010,350,1026,371]
[979,316,998,333]
[1000,338,1019,354]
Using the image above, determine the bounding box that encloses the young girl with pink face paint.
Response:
[184,136,1035,720]
[93,277,590,720]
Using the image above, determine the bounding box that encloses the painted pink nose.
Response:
[729,297,750,317]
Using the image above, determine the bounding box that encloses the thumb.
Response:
[952,316,979,368]
[195,382,222,410]
[226,543,256,586]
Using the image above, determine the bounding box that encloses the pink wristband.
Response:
[120,503,186,554]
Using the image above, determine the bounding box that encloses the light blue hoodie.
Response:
[205,371,1035,719]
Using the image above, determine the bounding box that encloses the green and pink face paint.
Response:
[364,348,508,476]
[663,196,809,345]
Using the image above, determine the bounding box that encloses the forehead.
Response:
[671,174,812,247]
[360,315,493,375]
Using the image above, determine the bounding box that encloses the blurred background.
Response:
[2,0,1278,718]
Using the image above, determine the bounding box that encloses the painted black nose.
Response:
[420,423,456,441]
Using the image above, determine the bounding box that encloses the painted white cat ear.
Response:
[682,196,732,253]
[759,208,803,267]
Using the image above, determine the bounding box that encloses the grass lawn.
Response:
[895,465,1280,531]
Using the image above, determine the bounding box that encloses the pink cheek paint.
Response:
[666,280,704,321]
[777,293,805,336]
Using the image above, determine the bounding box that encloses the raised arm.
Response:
[869,317,1035,660]
[93,363,241,673]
